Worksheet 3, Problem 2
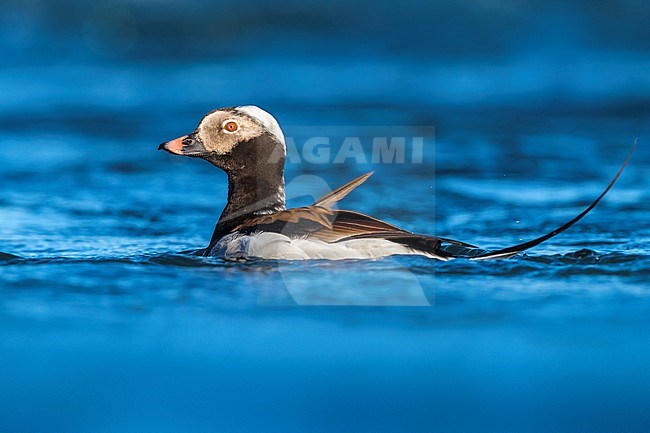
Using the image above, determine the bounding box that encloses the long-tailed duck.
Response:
[159,105,634,261]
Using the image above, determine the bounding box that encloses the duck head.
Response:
[159,106,288,231]
[159,105,286,173]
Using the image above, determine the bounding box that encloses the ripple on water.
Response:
[2,248,647,275]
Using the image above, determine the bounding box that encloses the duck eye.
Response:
[223,121,239,133]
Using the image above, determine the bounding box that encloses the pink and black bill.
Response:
[158,134,208,157]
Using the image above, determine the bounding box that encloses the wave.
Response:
[1,248,647,271]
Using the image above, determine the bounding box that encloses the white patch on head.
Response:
[235,106,285,145]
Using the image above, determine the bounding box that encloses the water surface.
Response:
[1,1,650,432]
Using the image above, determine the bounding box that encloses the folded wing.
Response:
[232,172,477,259]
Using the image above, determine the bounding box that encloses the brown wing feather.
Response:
[321,212,464,259]
[310,210,406,241]
[232,206,335,237]
[313,172,374,208]
[233,205,475,258]
[229,167,477,258]
[313,210,478,248]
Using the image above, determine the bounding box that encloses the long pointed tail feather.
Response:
[470,140,636,261]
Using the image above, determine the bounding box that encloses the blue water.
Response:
[2,1,650,432]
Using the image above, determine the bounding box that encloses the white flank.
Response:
[210,232,449,261]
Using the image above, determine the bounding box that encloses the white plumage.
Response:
[234,105,286,145]
[209,231,443,261]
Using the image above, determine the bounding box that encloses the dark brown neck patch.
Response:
[207,133,286,246]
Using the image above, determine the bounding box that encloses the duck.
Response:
[159,105,634,261]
